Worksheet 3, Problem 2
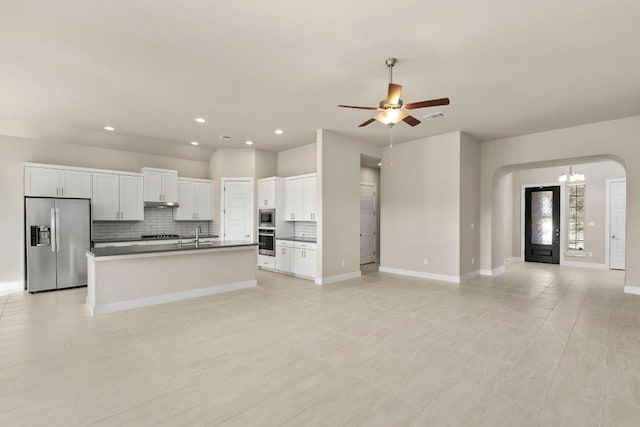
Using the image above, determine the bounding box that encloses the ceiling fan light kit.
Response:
[339,58,450,127]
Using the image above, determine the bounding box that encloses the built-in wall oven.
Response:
[259,209,275,228]
[258,228,275,256]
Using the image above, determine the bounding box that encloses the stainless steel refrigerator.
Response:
[25,198,91,292]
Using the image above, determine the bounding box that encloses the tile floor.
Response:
[1,262,639,426]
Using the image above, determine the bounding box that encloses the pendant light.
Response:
[559,166,585,183]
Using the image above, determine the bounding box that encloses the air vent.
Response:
[423,112,446,120]
[219,135,232,140]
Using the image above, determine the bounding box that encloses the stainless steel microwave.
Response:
[259,209,275,227]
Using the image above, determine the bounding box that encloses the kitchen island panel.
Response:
[87,245,257,315]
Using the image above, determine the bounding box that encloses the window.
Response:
[567,184,585,252]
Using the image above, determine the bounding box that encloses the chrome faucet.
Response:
[195,225,201,244]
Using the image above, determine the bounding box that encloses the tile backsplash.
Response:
[293,221,317,239]
[92,208,217,240]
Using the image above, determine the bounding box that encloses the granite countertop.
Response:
[275,236,317,243]
[87,240,257,258]
[92,235,219,243]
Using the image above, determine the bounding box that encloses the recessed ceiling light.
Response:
[219,135,232,140]
[274,129,284,135]
[190,141,199,146]
[104,126,115,131]
[245,140,254,145]
[195,117,206,123]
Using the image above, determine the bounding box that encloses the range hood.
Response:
[144,201,179,208]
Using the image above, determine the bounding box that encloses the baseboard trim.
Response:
[480,265,506,276]
[505,257,523,263]
[0,280,24,295]
[624,286,640,296]
[460,270,481,282]
[88,280,257,315]
[315,271,361,285]
[379,266,461,283]
[561,261,608,270]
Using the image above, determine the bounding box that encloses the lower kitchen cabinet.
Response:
[294,245,316,278]
[258,254,276,270]
[275,240,294,273]
[275,240,316,279]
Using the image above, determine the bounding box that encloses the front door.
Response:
[609,180,626,270]
[223,179,253,241]
[525,186,560,264]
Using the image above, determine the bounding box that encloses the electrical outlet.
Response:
[341,260,345,267]
[423,258,428,265]
[472,258,475,265]
[588,252,593,257]
[471,222,474,229]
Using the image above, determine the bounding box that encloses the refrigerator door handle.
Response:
[55,208,60,252]
[51,208,57,252]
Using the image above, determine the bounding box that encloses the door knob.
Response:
[612,235,616,239]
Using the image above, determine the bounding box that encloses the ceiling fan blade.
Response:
[402,115,421,127]
[386,83,403,105]
[338,104,379,110]
[358,118,376,127]
[404,97,450,110]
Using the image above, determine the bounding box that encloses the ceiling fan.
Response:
[339,58,450,128]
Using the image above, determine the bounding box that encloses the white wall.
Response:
[480,115,639,288]
[317,130,381,281]
[254,149,277,179]
[360,166,381,263]
[380,132,461,279]
[510,160,625,265]
[0,134,209,287]
[277,143,316,177]
[459,133,481,276]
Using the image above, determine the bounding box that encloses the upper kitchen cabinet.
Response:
[142,167,178,204]
[257,177,279,208]
[92,172,144,221]
[24,164,91,198]
[173,178,213,221]
[302,175,317,221]
[284,173,316,221]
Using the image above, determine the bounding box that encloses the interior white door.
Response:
[360,184,376,264]
[223,180,253,241]
[610,180,626,270]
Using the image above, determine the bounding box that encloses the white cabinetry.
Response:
[173,178,213,221]
[257,178,276,208]
[92,173,144,221]
[276,239,316,279]
[24,165,91,198]
[284,174,316,221]
[276,240,294,274]
[142,167,178,204]
[294,242,317,278]
[258,254,276,270]
[302,175,317,221]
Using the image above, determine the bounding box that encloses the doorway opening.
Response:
[360,155,380,268]
[360,183,376,264]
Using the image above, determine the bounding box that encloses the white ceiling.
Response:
[1,0,639,162]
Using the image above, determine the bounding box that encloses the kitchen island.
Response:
[86,241,258,315]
